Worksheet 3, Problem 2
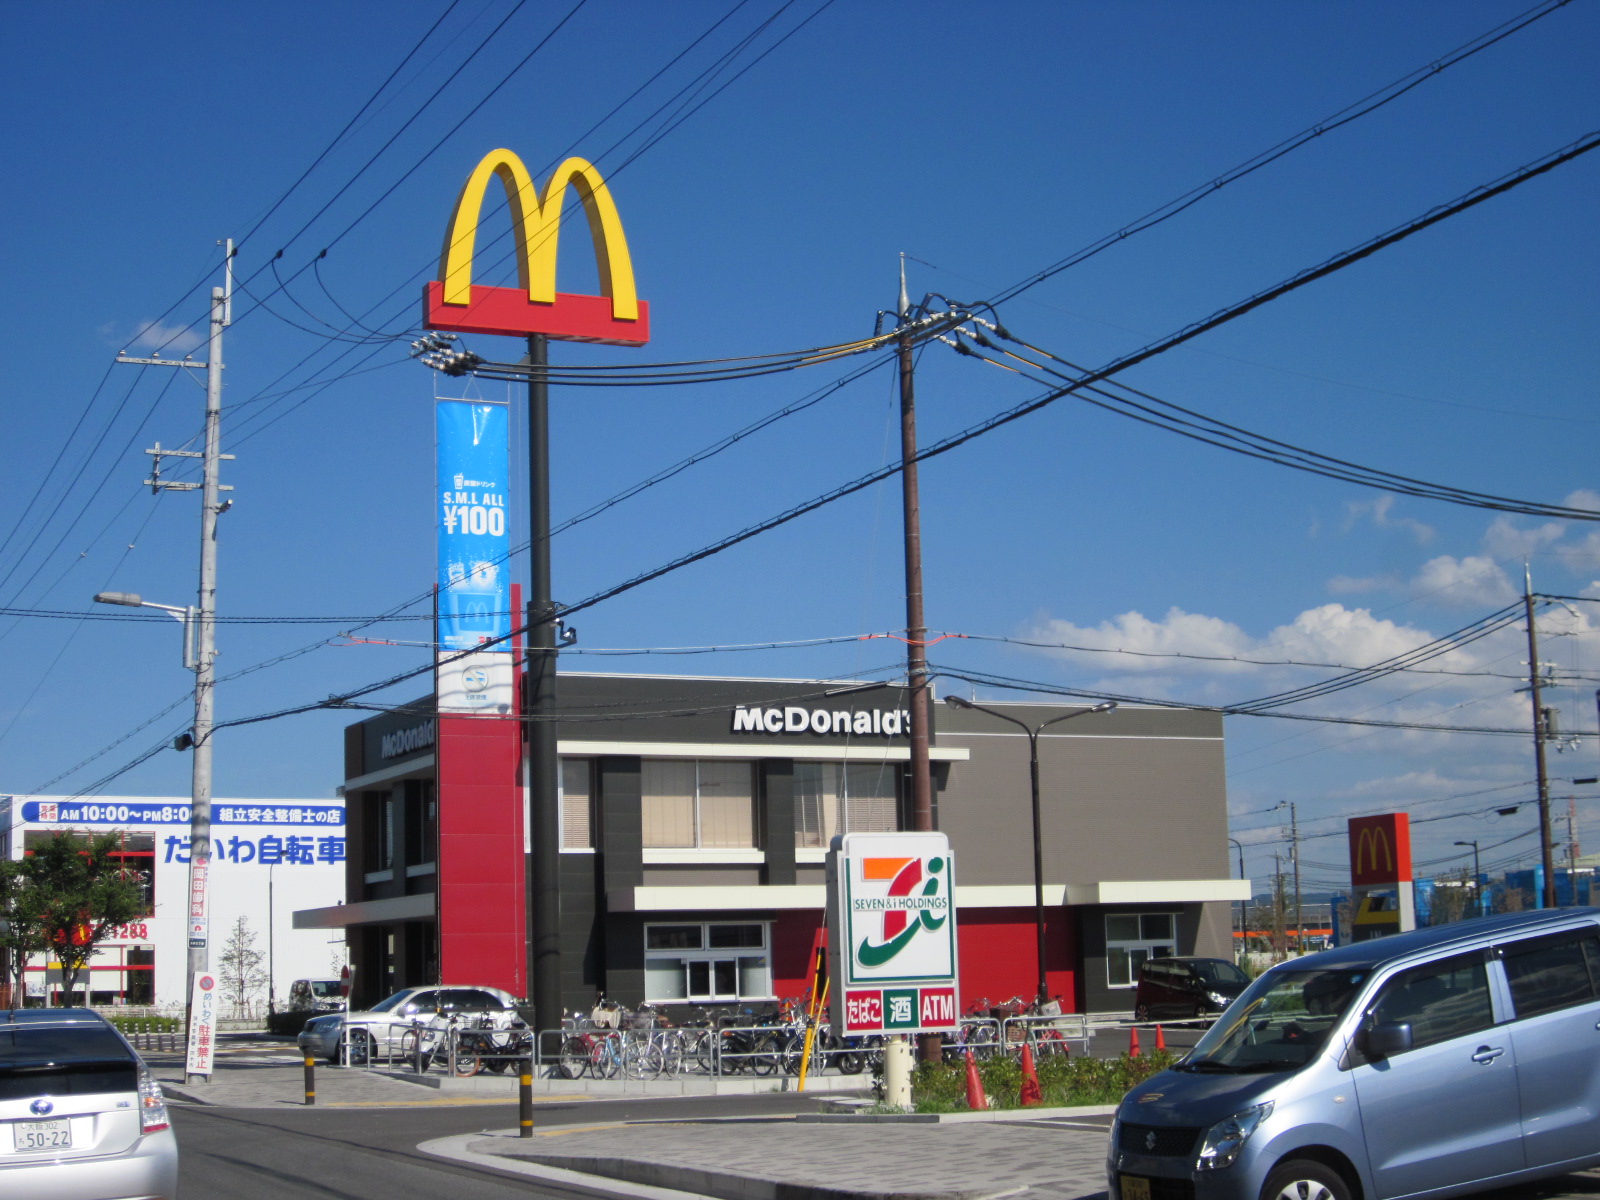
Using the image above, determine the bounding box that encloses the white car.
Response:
[297,985,517,1064]
[1,1008,177,1199]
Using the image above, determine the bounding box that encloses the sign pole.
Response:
[526,332,563,1047]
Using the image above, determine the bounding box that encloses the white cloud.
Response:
[1482,515,1564,563]
[1343,495,1434,545]
[1407,555,1516,607]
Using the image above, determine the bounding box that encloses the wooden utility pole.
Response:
[896,261,934,834]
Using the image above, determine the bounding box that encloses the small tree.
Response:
[17,831,145,1006]
[0,857,52,1006]
[217,916,268,1014]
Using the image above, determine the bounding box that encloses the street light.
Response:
[1454,840,1483,917]
[95,587,213,1077]
[93,593,196,669]
[943,695,1116,1006]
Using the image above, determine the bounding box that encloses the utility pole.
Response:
[117,242,233,1081]
[896,258,933,836]
[1290,802,1302,955]
[1524,565,1557,908]
[525,333,562,1050]
[895,258,937,1064]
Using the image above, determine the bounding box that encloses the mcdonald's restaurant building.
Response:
[301,672,1245,1019]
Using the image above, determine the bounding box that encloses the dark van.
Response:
[1133,956,1250,1022]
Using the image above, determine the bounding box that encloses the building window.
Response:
[794,761,899,848]
[1105,913,1177,988]
[643,921,771,1002]
[561,758,595,850]
[402,779,435,867]
[641,760,756,849]
[363,790,394,871]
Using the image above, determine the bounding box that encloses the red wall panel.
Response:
[436,714,525,997]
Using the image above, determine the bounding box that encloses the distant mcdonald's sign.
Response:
[1348,813,1412,886]
[423,148,650,345]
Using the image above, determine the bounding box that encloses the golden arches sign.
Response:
[423,148,649,345]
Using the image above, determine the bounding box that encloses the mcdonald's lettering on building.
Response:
[1348,813,1412,887]
[422,148,650,345]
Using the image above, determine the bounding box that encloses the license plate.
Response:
[14,1119,71,1151]
[1119,1176,1151,1200]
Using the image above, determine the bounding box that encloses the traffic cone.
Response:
[1129,1025,1142,1058]
[1155,1025,1167,1052]
[964,1047,987,1111]
[1019,1042,1042,1107]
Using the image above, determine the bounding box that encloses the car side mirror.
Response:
[1365,1022,1413,1060]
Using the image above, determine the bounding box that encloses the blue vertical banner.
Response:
[436,400,514,715]
[437,400,511,651]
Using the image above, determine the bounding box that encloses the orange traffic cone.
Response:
[1155,1025,1167,1052]
[964,1047,987,1111]
[1129,1025,1142,1058]
[1019,1042,1042,1107]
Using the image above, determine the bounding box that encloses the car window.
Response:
[1366,953,1493,1052]
[1195,960,1249,986]
[443,989,507,1010]
[0,1027,138,1102]
[1500,929,1600,1019]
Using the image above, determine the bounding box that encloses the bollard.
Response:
[883,1035,913,1109]
[303,1054,316,1106]
[519,1069,534,1138]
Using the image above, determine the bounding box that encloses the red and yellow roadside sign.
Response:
[423,148,650,345]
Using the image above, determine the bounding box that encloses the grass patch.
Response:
[910,1051,1177,1112]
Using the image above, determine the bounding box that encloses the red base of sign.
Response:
[423,281,650,345]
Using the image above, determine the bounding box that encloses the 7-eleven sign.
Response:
[826,832,958,1034]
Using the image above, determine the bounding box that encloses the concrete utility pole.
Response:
[1524,565,1557,908]
[112,242,233,1081]
[1291,802,1301,954]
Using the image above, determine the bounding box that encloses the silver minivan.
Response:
[1109,908,1600,1200]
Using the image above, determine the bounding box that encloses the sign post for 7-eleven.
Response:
[826,832,959,1037]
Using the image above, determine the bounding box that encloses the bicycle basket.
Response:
[590,1006,620,1029]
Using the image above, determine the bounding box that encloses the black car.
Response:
[1132,955,1249,1021]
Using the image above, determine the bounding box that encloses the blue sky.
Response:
[3,1,1597,897]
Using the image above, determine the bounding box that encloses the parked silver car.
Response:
[0,1008,177,1199]
[297,984,516,1064]
[1109,908,1600,1200]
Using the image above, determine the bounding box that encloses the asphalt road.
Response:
[171,1091,830,1200]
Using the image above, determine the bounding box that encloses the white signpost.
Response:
[826,831,959,1036]
[184,972,218,1078]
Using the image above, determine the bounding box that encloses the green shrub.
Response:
[105,1015,182,1034]
[911,1050,1176,1112]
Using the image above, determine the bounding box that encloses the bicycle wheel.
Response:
[399,1028,433,1071]
[557,1036,590,1080]
[748,1032,781,1076]
[623,1039,665,1080]
[596,1034,623,1079]
[451,1049,481,1077]
[967,1024,999,1060]
[687,1029,716,1075]
[657,1032,683,1078]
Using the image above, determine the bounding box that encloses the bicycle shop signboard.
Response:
[826,832,959,1035]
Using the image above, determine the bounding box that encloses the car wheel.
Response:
[1134,1004,1150,1023]
[342,1030,373,1066]
[1259,1159,1352,1200]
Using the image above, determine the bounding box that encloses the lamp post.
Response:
[1454,840,1482,917]
[943,695,1116,1006]
[94,588,211,1069]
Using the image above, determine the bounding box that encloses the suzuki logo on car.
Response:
[1145,1131,1158,1151]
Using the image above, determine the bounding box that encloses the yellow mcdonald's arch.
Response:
[424,148,649,345]
[1353,825,1394,877]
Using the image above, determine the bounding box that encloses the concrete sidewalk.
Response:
[151,1046,1114,1200]
[433,1117,1114,1200]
